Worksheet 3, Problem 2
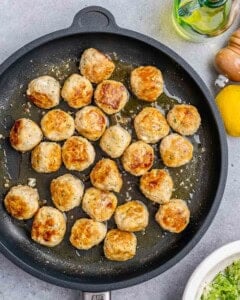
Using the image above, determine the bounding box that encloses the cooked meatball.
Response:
[31,206,66,247]
[155,199,190,233]
[79,48,115,84]
[50,174,84,212]
[31,142,62,173]
[70,218,107,250]
[100,125,131,158]
[82,187,118,222]
[90,158,123,193]
[41,109,75,141]
[62,136,95,171]
[130,66,163,102]
[140,169,173,204]
[134,107,169,143]
[26,75,60,109]
[122,141,154,176]
[160,133,193,167]
[4,185,39,220]
[167,104,201,136]
[94,80,129,114]
[75,106,108,141]
[61,73,93,109]
[10,118,43,152]
[114,200,149,232]
[104,229,137,261]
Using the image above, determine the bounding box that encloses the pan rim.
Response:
[0,24,228,291]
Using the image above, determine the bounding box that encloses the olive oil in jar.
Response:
[172,0,234,41]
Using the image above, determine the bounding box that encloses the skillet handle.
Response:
[82,291,111,300]
[70,6,118,32]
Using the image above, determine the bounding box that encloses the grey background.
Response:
[0,1,239,299]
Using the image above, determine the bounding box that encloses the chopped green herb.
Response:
[201,260,240,300]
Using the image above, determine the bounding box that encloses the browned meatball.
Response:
[140,169,173,204]
[155,199,190,233]
[10,118,43,152]
[40,109,75,141]
[31,206,66,247]
[4,185,39,220]
[167,104,201,136]
[62,136,95,171]
[75,106,108,141]
[104,229,137,261]
[79,48,115,83]
[130,66,163,101]
[160,133,193,167]
[27,76,60,109]
[70,218,107,250]
[50,174,84,212]
[114,200,149,232]
[90,158,123,193]
[82,187,118,222]
[94,80,129,114]
[61,74,93,109]
[31,142,62,173]
[122,141,154,176]
[100,125,131,158]
[134,107,170,143]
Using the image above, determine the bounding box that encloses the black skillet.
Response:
[0,6,228,298]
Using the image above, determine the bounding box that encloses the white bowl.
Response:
[183,240,240,300]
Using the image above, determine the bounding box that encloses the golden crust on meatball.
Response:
[130,66,163,102]
[26,75,60,109]
[100,125,131,158]
[140,169,173,204]
[159,133,193,167]
[75,106,108,141]
[10,118,43,152]
[50,174,84,212]
[31,142,62,173]
[82,187,118,222]
[155,199,190,233]
[80,48,115,83]
[104,229,137,261]
[4,185,39,220]
[62,136,95,171]
[134,107,169,143]
[167,104,201,136]
[70,218,107,250]
[114,200,149,232]
[61,73,93,109]
[40,109,75,141]
[90,158,123,193]
[94,80,129,114]
[122,141,154,176]
[31,206,66,247]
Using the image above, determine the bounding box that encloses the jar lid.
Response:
[199,0,228,7]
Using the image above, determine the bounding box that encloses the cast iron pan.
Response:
[0,6,228,295]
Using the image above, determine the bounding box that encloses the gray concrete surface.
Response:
[0,1,239,299]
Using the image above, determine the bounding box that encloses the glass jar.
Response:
[172,0,240,42]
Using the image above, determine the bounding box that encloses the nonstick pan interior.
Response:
[0,31,226,291]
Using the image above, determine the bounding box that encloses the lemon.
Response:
[215,85,240,137]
